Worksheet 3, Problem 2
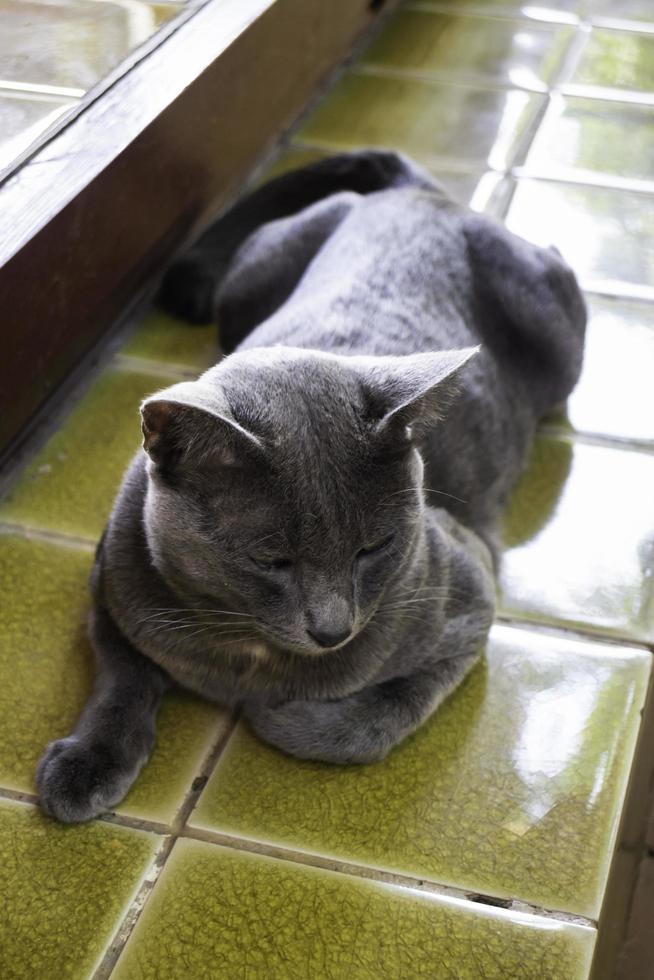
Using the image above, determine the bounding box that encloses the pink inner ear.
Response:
[142,401,177,435]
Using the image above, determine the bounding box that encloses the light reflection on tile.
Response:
[191,624,649,917]
[0,91,76,177]
[525,95,654,184]
[505,178,654,298]
[113,838,597,980]
[297,72,545,170]
[549,295,654,444]
[568,28,654,97]
[0,0,180,93]
[501,436,654,641]
[360,8,574,91]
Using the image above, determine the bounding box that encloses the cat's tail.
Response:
[159,150,436,324]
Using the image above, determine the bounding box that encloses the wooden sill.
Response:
[0,0,391,461]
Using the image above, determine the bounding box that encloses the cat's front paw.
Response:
[244,699,390,764]
[36,737,138,823]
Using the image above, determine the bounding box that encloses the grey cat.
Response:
[37,151,586,822]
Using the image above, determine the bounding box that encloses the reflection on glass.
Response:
[0,92,75,178]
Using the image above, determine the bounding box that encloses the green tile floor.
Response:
[2,1,654,977]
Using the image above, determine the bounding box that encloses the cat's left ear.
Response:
[140,379,262,472]
[357,347,479,437]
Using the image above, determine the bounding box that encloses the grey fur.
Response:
[37,151,585,822]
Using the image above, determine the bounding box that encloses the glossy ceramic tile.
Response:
[549,295,654,444]
[297,72,545,170]
[501,437,654,641]
[361,8,573,91]
[568,28,654,98]
[505,178,654,298]
[525,95,654,184]
[0,90,76,178]
[0,0,180,94]
[0,533,226,823]
[0,365,178,541]
[191,625,649,918]
[0,798,158,979]
[113,838,596,979]
[122,310,218,371]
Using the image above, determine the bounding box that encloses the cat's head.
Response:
[140,345,476,656]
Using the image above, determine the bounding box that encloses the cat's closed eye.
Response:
[356,532,396,560]
[249,554,294,572]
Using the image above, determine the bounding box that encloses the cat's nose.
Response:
[307,625,352,649]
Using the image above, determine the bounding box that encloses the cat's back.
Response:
[239,186,477,359]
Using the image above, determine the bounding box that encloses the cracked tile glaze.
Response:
[525,95,654,184]
[113,839,596,980]
[505,178,654,297]
[0,798,157,979]
[360,8,573,91]
[0,365,179,540]
[547,295,654,444]
[297,72,544,170]
[0,534,226,823]
[500,437,654,641]
[0,0,179,93]
[191,625,649,918]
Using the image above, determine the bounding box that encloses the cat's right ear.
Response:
[140,381,262,474]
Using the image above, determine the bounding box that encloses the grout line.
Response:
[558,83,654,108]
[404,1,580,27]
[170,711,241,833]
[91,713,239,979]
[513,164,654,197]
[493,614,654,655]
[550,21,590,91]
[584,287,654,307]
[591,16,654,35]
[495,611,653,654]
[351,61,549,96]
[113,353,204,381]
[92,834,175,980]
[0,786,39,806]
[536,427,654,456]
[174,824,597,929]
[353,62,548,95]
[0,522,97,552]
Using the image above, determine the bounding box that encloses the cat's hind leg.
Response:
[36,605,169,823]
[159,149,436,325]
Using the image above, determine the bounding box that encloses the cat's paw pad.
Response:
[36,737,135,823]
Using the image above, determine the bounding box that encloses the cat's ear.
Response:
[357,347,479,437]
[140,380,262,473]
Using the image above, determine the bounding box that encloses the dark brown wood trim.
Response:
[0,0,392,459]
